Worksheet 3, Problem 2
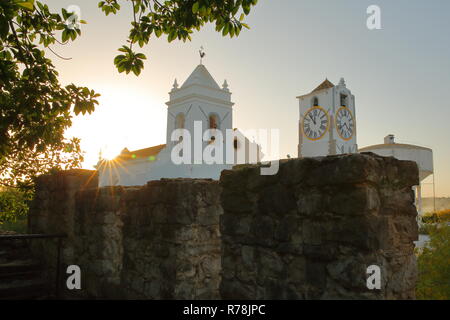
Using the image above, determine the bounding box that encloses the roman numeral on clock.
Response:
[303,107,329,140]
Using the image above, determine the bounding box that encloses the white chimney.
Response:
[384,134,395,144]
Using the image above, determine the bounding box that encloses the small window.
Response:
[234,138,239,149]
[175,113,185,129]
[340,93,348,107]
[313,97,319,106]
[209,114,219,129]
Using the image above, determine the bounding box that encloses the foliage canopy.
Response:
[99,0,258,75]
[416,225,450,300]
[0,186,30,224]
[1,0,257,190]
[0,0,99,188]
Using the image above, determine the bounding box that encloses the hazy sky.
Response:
[44,0,450,197]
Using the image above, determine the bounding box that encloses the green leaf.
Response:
[61,8,69,20]
[62,29,69,42]
[0,18,9,40]
[199,5,206,16]
[168,30,177,42]
[69,29,77,41]
[229,24,235,37]
[15,0,35,11]
[222,23,229,36]
[132,65,141,76]
[243,5,250,15]
[192,2,199,14]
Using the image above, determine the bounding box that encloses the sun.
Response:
[101,146,122,161]
[66,84,167,169]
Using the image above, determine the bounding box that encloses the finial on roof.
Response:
[199,46,206,65]
[339,77,346,87]
[98,149,103,160]
[172,78,179,90]
[222,79,229,91]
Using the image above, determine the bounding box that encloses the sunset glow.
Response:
[65,85,167,167]
[41,0,450,197]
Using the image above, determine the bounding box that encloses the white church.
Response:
[97,61,359,187]
[97,59,432,211]
[97,63,261,187]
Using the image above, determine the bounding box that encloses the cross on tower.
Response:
[199,46,206,64]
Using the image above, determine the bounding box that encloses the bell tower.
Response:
[297,78,357,157]
[165,64,234,163]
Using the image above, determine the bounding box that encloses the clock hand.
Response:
[309,114,316,125]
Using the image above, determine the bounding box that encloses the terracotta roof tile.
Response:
[311,79,335,93]
[115,144,166,161]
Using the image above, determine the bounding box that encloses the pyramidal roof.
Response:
[296,78,338,99]
[311,79,335,93]
[181,64,221,90]
[296,78,336,99]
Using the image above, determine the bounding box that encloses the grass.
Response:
[0,218,28,234]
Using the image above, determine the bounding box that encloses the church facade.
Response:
[97,64,260,187]
[97,63,359,187]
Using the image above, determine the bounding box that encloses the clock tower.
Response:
[297,78,357,157]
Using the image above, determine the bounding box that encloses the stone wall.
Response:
[220,153,419,299]
[30,173,222,299]
[29,153,419,299]
[28,169,98,291]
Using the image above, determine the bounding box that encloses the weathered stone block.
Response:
[257,183,297,216]
[220,154,419,300]
[30,175,222,300]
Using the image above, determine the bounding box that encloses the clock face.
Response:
[335,106,355,141]
[302,106,329,141]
